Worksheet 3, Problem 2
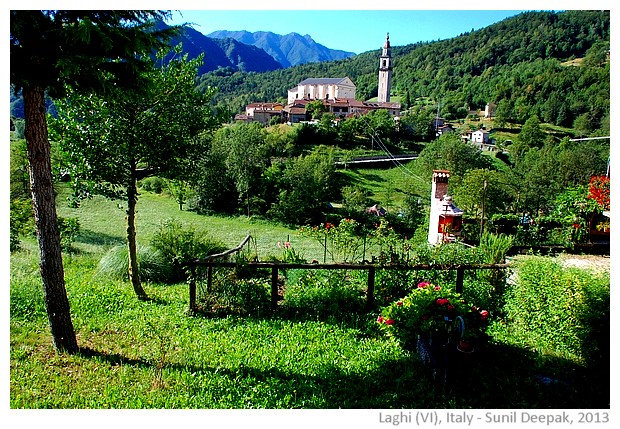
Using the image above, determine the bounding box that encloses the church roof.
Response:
[298,77,352,85]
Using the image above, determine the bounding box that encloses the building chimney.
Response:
[432,170,450,200]
[428,170,463,245]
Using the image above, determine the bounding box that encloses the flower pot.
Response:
[457,340,475,353]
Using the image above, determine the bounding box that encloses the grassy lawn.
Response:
[338,165,429,213]
[10,249,609,409]
[55,187,327,262]
[10,184,610,410]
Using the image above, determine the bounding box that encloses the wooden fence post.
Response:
[455,267,464,294]
[189,264,197,312]
[271,266,279,311]
[366,266,376,310]
[207,266,213,293]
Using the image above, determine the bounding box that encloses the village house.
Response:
[235,102,284,124]
[471,128,490,144]
[436,124,454,136]
[282,100,311,124]
[469,128,498,152]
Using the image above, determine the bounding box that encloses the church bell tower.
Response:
[378,33,393,103]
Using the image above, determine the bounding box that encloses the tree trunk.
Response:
[23,85,78,354]
[127,162,149,300]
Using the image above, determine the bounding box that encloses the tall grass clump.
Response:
[493,256,610,364]
[97,244,172,283]
[465,232,514,311]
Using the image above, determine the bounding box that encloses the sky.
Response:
[168,9,527,54]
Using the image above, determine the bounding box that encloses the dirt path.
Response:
[508,254,610,273]
[553,254,610,273]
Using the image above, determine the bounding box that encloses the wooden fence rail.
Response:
[187,261,510,312]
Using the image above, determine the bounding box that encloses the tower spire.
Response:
[378,33,393,103]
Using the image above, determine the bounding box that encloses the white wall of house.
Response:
[472,130,490,143]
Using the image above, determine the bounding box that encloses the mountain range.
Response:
[161,22,283,75]
[207,30,356,67]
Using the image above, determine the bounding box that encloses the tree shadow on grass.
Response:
[75,228,124,247]
[441,341,609,409]
[78,325,609,409]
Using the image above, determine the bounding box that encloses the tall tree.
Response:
[211,122,269,217]
[416,133,493,181]
[10,11,175,353]
[51,48,220,300]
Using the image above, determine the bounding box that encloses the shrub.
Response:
[150,218,226,281]
[489,213,520,235]
[9,198,33,252]
[280,270,365,319]
[57,216,80,253]
[495,256,610,363]
[268,147,338,226]
[201,278,271,317]
[139,177,165,194]
[97,244,173,283]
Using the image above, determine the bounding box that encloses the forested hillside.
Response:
[198,10,609,134]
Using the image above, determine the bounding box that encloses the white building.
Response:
[471,129,490,144]
[287,77,356,104]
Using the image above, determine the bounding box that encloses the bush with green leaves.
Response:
[149,218,226,281]
[201,278,271,317]
[280,270,365,319]
[268,146,338,226]
[493,256,609,363]
[9,198,33,252]
[57,216,80,253]
[139,177,165,194]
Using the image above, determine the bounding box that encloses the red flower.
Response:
[325,222,333,230]
[417,282,430,289]
[377,316,384,324]
[588,176,610,210]
[385,318,395,325]
[434,285,441,291]
[447,304,454,311]
[396,301,403,306]
[479,310,489,320]
[573,223,581,229]
[435,298,449,306]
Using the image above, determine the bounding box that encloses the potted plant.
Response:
[377,281,489,353]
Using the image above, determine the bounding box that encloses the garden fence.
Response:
[187,238,510,312]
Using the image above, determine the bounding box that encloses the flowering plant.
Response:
[377,281,490,350]
[298,218,367,263]
[276,241,306,264]
[588,175,610,211]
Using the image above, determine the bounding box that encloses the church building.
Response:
[287,77,356,104]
